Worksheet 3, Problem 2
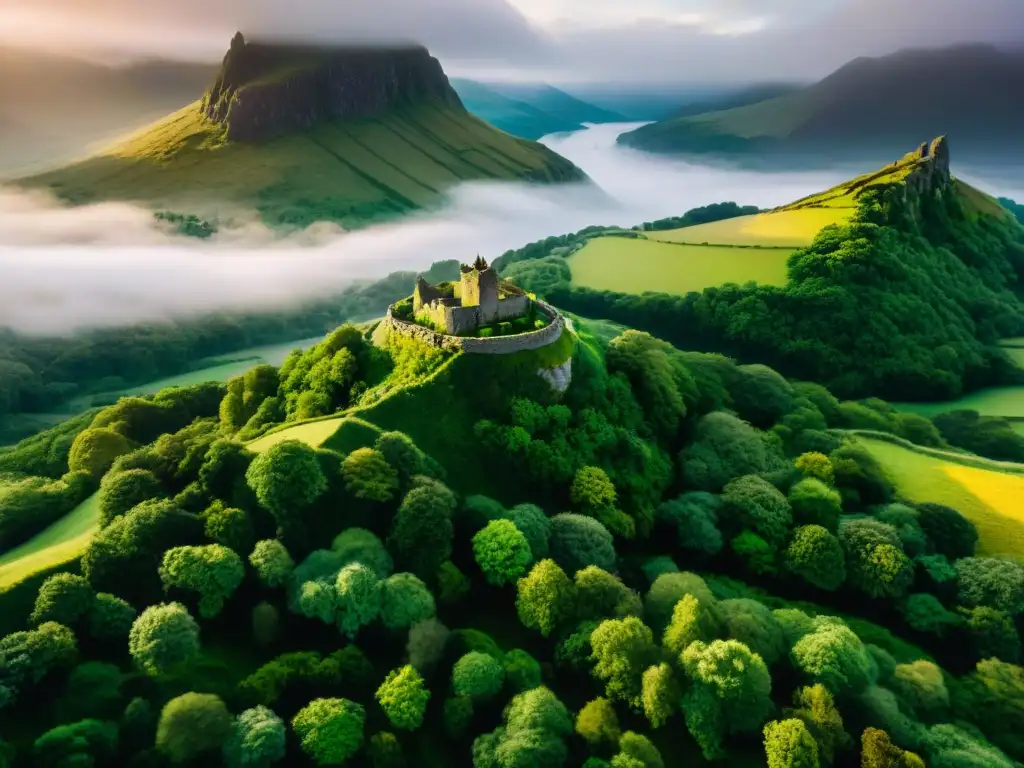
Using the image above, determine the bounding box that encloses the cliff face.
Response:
[203,33,465,141]
[904,135,951,195]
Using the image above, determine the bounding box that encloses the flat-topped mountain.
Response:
[204,34,463,141]
[619,43,1024,166]
[18,35,586,229]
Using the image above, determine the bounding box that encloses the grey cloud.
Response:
[7,0,554,63]
[542,0,1024,83]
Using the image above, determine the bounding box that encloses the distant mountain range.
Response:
[16,35,586,229]
[0,47,216,177]
[619,44,1024,165]
[451,79,625,139]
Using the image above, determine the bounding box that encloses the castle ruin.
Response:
[413,256,531,335]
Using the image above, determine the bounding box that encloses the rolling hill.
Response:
[452,79,624,139]
[619,44,1024,165]
[16,36,586,229]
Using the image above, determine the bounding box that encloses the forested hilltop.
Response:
[0,309,1021,767]
[501,147,1024,402]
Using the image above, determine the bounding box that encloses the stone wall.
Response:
[496,294,530,322]
[379,299,567,356]
[445,305,480,336]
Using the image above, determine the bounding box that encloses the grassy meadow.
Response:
[857,436,1024,561]
[647,208,851,247]
[23,102,580,227]
[568,236,792,295]
[0,493,99,589]
[896,387,1024,420]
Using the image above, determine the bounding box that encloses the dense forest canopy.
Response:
[0,309,1021,767]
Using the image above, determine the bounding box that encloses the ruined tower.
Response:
[460,257,500,325]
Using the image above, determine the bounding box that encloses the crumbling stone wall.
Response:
[380,300,567,356]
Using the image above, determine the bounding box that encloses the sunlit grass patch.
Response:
[568,236,791,295]
[0,493,99,589]
[647,208,851,248]
[858,437,1024,561]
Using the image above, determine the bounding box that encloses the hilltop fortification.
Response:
[203,33,463,141]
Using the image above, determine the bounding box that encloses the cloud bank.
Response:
[0,124,855,334]
[2,0,1023,82]
[3,123,1023,336]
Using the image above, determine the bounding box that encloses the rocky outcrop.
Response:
[905,135,952,195]
[203,33,464,141]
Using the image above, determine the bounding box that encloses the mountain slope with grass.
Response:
[452,80,624,139]
[619,44,1024,165]
[18,36,586,229]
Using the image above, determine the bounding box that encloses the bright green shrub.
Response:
[473,519,532,586]
[452,652,505,703]
[249,540,295,588]
[335,563,381,639]
[785,525,846,591]
[0,622,77,709]
[30,573,94,627]
[376,665,430,731]
[722,475,793,548]
[517,559,577,638]
[99,469,164,527]
[575,566,642,622]
[641,663,678,728]
[292,698,365,766]
[591,617,660,708]
[128,603,199,676]
[380,573,435,631]
[245,440,326,527]
[160,544,245,618]
[204,504,254,554]
[576,697,621,748]
[763,719,820,768]
[788,478,842,532]
[342,448,399,502]
[68,427,132,478]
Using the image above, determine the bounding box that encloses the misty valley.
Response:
[1,10,1024,768]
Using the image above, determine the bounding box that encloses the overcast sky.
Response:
[2,0,1023,84]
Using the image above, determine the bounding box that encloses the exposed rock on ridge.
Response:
[203,33,465,141]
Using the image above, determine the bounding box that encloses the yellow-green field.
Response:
[0,493,99,589]
[22,102,580,227]
[568,237,792,295]
[247,417,350,453]
[857,437,1024,561]
[647,209,852,248]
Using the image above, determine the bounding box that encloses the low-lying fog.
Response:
[2,122,1022,335]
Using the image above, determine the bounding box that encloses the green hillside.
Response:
[451,79,583,139]
[488,83,625,126]
[452,80,625,140]
[619,43,1024,163]
[20,100,584,228]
